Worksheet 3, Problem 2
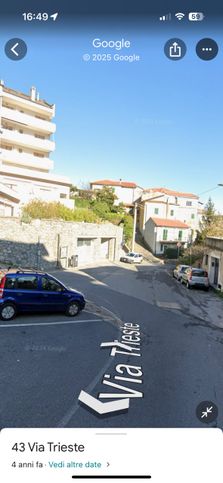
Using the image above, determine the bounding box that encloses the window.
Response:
[16,276,38,290]
[154,208,159,214]
[41,277,63,292]
[170,209,174,216]
[77,239,92,247]
[35,133,45,139]
[178,230,183,240]
[191,213,195,219]
[19,149,23,153]
[5,276,17,289]
[205,254,208,265]
[163,229,168,241]
[19,129,23,134]
[60,193,66,198]
[34,152,44,158]
[186,201,192,206]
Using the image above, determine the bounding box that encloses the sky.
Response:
[0,12,223,212]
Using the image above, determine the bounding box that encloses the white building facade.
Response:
[144,217,190,255]
[90,179,143,210]
[0,81,72,216]
[138,187,200,241]
[203,237,223,291]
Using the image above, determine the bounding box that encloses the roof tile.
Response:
[150,217,189,228]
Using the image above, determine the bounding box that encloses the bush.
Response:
[72,208,99,223]
[122,214,133,244]
[22,200,99,223]
[74,198,91,209]
[91,201,110,219]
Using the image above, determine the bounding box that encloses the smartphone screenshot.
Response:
[0,1,223,481]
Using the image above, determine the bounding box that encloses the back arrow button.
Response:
[5,38,27,60]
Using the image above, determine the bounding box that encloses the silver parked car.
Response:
[173,264,190,281]
[181,267,209,290]
[120,252,143,264]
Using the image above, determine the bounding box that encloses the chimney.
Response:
[30,86,37,101]
[0,80,4,86]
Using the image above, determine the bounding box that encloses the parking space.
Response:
[0,308,119,427]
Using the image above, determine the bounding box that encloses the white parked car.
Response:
[181,268,209,290]
[120,252,143,264]
[173,264,190,281]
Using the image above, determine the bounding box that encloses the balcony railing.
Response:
[2,106,56,134]
[1,128,55,152]
[1,148,53,171]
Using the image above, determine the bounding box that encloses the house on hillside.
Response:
[144,217,190,255]
[90,179,143,211]
[137,187,199,241]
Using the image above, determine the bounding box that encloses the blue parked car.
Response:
[0,270,86,321]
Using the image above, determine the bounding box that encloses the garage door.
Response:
[100,238,110,259]
[76,239,94,265]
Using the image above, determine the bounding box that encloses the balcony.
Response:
[1,148,53,171]
[1,128,55,152]
[2,106,56,134]
[0,163,71,186]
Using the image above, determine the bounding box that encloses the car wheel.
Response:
[186,282,191,289]
[0,303,17,321]
[65,301,80,317]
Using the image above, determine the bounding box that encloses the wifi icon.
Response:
[175,12,185,20]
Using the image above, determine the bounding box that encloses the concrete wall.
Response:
[0,218,123,270]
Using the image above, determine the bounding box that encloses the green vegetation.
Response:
[179,245,204,266]
[22,200,99,223]
[22,186,134,243]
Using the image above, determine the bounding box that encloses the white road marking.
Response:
[0,318,103,328]
[156,301,182,310]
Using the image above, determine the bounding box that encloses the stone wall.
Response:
[0,218,123,269]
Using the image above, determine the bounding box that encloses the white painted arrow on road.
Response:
[78,390,129,414]
[11,42,19,56]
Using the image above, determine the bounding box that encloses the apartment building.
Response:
[90,179,143,210]
[137,187,200,241]
[0,80,72,216]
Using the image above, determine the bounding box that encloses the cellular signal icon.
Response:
[175,12,185,20]
[159,13,171,21]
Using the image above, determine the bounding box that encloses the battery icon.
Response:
[188,12,205,21]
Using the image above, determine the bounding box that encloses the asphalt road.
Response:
[0,262,223,428]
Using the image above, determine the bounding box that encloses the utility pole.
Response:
[132,202,137,252]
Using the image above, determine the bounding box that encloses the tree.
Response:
[197,197,216,242]
[94,186,117,209]
[205,215,223,238]
[202,197,216,226]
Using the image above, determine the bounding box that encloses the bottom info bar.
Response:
[0,428,222,483]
